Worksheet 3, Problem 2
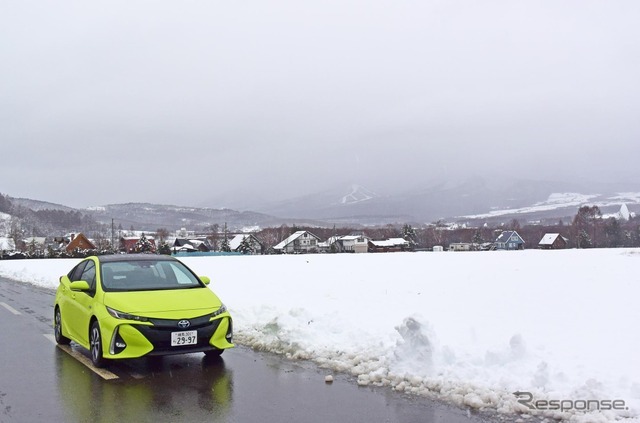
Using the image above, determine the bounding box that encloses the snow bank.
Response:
[1,249,638,422]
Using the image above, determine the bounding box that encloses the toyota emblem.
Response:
[178,320,191,328]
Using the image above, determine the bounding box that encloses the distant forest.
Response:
[0,193,99,239]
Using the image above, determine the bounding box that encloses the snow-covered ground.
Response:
[1,249,638,422]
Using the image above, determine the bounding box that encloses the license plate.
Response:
[171,330,197,346]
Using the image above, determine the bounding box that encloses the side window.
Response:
[80,261,97,291]
[68,261,87,282]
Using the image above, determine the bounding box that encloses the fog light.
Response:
[110,327,127,355]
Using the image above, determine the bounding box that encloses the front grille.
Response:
[132,318,223,355]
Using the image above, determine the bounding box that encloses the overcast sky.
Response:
[2,1,639,209]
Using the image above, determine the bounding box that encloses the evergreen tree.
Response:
[402,224,417,246]
[135,233,155,253]
[238,235,253,254]
[576,229,592,249]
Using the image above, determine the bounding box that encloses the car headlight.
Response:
[211,304,227,318]
[106,306,149,322]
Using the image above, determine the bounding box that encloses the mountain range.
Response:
[3,177,639,235]
[248,177,640,226]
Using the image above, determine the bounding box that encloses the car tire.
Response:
[204,349,224,357]
[90,321,106,368]
[54,307,71,345]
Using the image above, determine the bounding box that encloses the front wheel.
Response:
[90,321,106,368]
[54,307,71,345]
[204,349,224,357]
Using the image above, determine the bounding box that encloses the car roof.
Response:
[94,254,179,263]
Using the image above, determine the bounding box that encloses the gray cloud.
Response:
[2,0,639,208]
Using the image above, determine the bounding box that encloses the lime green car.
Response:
[54,254,233,367]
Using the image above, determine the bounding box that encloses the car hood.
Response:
[103,288,223,317]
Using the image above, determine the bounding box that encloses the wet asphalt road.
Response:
[0,275,498,423]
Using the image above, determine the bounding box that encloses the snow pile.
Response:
[1,249,639,422]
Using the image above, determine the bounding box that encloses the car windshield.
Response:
[100,260,203,292]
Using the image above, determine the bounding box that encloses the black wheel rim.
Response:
[54,309,61,340]
[90,326,100,362]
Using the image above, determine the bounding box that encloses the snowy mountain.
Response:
[0,194,313,236]
[4,177,640,234]
[83,203,323,232]
[249,178,640,225]
[339,184,379,205]
[9,197,76,212]
[253,184,414,225]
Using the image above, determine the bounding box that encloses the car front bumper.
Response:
[101,314,234,359]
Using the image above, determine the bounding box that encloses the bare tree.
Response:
[155,228,170,244]
[572,206,602,248]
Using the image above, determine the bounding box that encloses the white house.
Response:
[339,235,370,253]
[273,231,321,254]
[352,237,369,253]
[318,234,370,253]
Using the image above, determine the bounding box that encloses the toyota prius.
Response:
[53,254,233,367]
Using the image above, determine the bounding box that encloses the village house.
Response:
[229,234,264,254]
[319,234,370,253]
[494,231,525,250]
[273,231,321,254]
[172,238,211,252]
[449,242,473,252]
[538,233,569,249]
[120,235,156,253]
[64,233,96,253]
[368,238,411,253]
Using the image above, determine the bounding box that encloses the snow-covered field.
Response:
[1,249,638,422]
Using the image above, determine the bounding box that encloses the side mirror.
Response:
[70,280,91,291]
[200,276,211,285]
